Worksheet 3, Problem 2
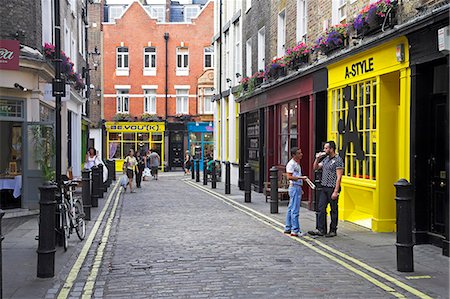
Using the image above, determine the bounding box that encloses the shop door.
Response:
[169,131,184,169]
[23,122,55,209]
[427,94,449,236]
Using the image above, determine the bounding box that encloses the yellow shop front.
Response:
[327,37,410,232]
[105,122,165,172]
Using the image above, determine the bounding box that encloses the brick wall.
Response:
[102,1,214,121]
[0,0,42,50]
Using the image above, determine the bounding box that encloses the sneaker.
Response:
[308,229,324,236]
[325,231,337,238]
[290,232,298,237]
[283,230,291,234]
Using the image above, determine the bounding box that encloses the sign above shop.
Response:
[105,121,165,132]
[0,40,20,70]
[438,26,449,53]
[344,57,374,79]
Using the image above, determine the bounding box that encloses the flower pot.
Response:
[356,7,397,38]
[321,36,348,56]
[255,77,264,86]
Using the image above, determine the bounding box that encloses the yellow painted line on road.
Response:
[57,181,120,299]
[185,181,433,299]
[405,276,432,280]
[82,187,122,298]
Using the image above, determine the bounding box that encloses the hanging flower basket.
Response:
[353,0,398,38]
[267,58,287,80]
[315,24,349,56]
[284,42,311,70]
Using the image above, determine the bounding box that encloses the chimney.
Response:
[166,0,171,22]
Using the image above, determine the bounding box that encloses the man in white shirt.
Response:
[284,147,307,237]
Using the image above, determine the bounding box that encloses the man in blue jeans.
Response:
[284,147,307,237]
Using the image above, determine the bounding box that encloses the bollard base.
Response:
[91,195,99,208]
[84,205,91,221]
[37,250,56,278]
[396,244,414,272]
[269,200,278,214]
[443,240,449,257]
[245,193,251,203]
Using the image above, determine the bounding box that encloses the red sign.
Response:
[0,40,20,70]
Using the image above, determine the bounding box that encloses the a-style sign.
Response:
[0,40,20,70]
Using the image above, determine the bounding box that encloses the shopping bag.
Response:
[143,167,151,177]
[119,174,128,189]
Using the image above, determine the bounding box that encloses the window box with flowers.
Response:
[43,43,85,91]
[284,42,310,70]
[266,57,287,80]
[113,113,133,122]
[141,113,161,122]
[251,71,265,87]
[239,77,250,93]
[314,24,349,56]
[352,0,397,38]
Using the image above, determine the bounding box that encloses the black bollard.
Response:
[269,166,278,214]
[203,160,208,185]
[211,160,217,189]
[244,163,251,203]
[105,161,112,187]
[394,178,414,272]
[196,159,200,182]
[98,163,106,197]
[0,209,4,296]
[111,160,116,181]
[191,161,195,180]
[91,166,100,207]
[225,161,231,194]
[37,183,57,278]
[314,170,326,234]
[81,169,92,221]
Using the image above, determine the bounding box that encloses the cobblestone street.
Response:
[83,174,392,298]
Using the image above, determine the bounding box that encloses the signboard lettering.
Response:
[0,40,20,70]
[345,57,374,79]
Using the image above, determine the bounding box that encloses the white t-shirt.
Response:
[286,158,303,186]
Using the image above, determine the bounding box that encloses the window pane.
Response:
[280,104,288,135]
[177,55,182,68]
[152,132,163,142]
[184,54,188,67]
[151,55,156,68]
[205,54,211,68]
[144,55,149,68]
[124,55,128,67]
[280,134,288,165]
[123,133,134,141]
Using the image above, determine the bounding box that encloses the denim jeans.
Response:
[318,187,339,233]
[285,185,302,233]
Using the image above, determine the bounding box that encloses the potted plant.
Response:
[239,76,250,92]
[267,57,287,80]
[315,24,349,55]
[31,125,55,183]
[352,0,397,37]
[251,71,265,87]
[284,42,310,70]
[112,113,133,122]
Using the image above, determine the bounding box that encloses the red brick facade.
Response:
[102,1,214,121]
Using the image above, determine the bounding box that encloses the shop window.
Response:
[0,99,24,119]
[144,89,157,114]
[330,79,377,180]
[176,89,189,114]
[279,101,298,165]
[116,89,129,113]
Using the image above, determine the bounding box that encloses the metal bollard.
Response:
[91,166,100,207]
[196,159,200,182]
[81,169,92,221]
[111,160,116,181]
[0,209,4,296]
[225,161,231,194]
[37,183,57,278]
[211,160,217,189]
[203,160,208,185]
[98,163,106,196]
[269,166,278,214]
[191,161,195,180]
[314,170,326,234]
[394,178,414,272]
[105,161,112,187]
[244,163,251,203]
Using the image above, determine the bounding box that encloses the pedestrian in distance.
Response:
[284,147,307,237]
[123,148,138,193]
[184,150,191,175]
[135,150,145,188]
[149,149,160,180]
[308,141,344,238]
[84,147,99,169]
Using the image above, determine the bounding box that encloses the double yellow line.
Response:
[57,182,122,299]
[184,180,433,299]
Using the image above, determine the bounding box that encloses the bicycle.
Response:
[56,180,86,251]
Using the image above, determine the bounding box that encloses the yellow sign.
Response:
[328,37,409,88]
[105,122,165,132]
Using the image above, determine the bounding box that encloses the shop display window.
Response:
[279,101,298,165]
[331,79,377,180]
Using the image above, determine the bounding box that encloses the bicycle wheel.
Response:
[61,206,70,251]
[74,200,86,240]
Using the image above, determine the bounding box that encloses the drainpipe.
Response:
[164,33,169,119]
[218,0,222,97]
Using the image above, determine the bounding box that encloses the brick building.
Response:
[214,0,449,254]
[102,0,214,171]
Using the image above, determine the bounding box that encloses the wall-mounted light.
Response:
[14,83,27,92]
[396,43,405,62]
[95,88,102,97]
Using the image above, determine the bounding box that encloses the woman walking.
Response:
[123,149,137,193]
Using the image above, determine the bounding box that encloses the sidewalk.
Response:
[2,181,119,299]
[188,176,449,298]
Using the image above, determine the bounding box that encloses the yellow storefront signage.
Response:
[105,122,165,132]
[327,37,410,233]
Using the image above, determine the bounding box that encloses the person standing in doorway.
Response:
[309,141,344,237]
[284,147,307,237]
[124,149,138,193]
[149,149,160,180]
